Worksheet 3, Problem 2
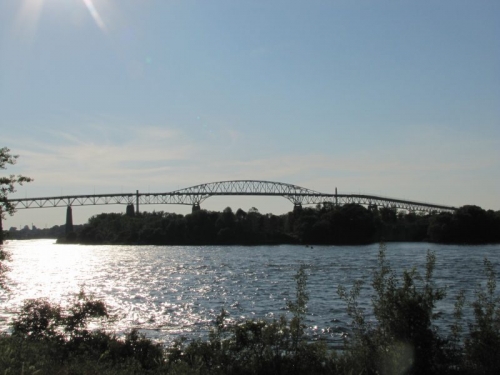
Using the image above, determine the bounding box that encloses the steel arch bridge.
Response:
[6,179,456,214]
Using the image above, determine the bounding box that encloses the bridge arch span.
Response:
[170,180,322,206]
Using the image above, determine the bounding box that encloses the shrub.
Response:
[11,298,63,341]
[8,290,166,373]
[338,243,452,375]
[12,289,108,343]
[453,258,500,374]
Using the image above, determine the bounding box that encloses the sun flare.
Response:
[81,0,107,31]
[15,0,108,36]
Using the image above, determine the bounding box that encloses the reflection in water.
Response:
[0,239,498,346]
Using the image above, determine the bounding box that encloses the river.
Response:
[0,239,498,347]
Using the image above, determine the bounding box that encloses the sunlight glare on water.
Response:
[5,240,100,303]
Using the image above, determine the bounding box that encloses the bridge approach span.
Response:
[7,180,456,214]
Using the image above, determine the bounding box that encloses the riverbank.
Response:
[47,204,500,245]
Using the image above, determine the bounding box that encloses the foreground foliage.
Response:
[1,146,33,244]
[0,245,499,374]
[2,291,164,374]
[337,244,450,374]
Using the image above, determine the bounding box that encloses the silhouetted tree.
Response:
[1,147,33,244]
[427,206,500,244]
[74,204,499,246]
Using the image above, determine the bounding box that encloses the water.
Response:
[0,240,498,347]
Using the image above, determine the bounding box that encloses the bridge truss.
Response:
[7,180,456,214]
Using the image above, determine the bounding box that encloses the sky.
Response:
[1,0,499,229]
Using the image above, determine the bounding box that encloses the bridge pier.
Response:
[192,203,201,213]
[293,203,302,214]
[126,204,135,216]
[65,206,74,235]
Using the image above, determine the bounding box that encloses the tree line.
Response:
[63,203,500,245]
[7,224,85,240]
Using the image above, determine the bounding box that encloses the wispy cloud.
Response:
[10,125,195,192]
[7,122,500,211]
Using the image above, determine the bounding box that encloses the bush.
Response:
[11,298,63,341]
[452,258,500,374]
[7,290,166,374]
[338,243,453,375]
[12,289,108,343]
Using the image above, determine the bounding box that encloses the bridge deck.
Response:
[6,180,456,213]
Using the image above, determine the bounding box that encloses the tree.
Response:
[1,147,33,243]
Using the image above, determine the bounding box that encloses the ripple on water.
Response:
[0,240,498,346]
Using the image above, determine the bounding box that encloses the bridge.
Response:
[4,180,456,234]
